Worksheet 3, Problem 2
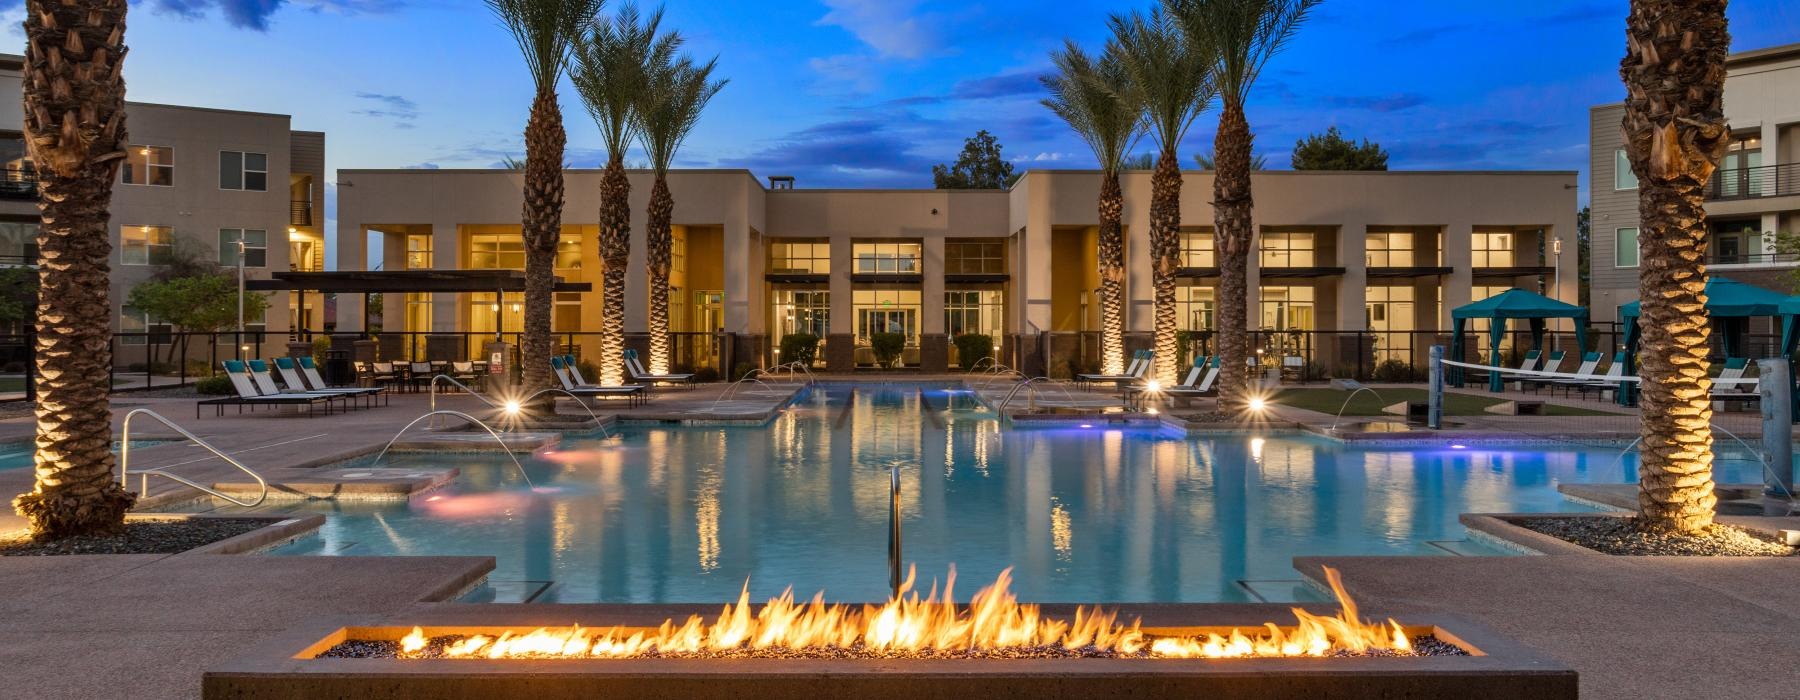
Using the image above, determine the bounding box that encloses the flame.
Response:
[392,566,1412,660]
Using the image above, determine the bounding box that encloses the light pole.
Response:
[236,237,245,360]
[1551,235,1563,351]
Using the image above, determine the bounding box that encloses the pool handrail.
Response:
[371,410,531,488]
[120,408,268,507]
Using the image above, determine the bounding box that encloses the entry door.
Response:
[693,291,723,367]
[858,309,915,343]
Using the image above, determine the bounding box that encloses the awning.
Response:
[245,270,592,293]
[1448,289,1589,391]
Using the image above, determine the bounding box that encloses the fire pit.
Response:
[205,567,1575,699]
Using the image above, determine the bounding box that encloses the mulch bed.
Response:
[1514,516,1796,557]
[0,518,270,556]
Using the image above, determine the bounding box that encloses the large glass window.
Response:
[219,228,267,267]
[769,240,829,274]
[1180,229,1215,268]
[853,289,920,344]
[0,222,38,265]
[945,240,1005,274]
[121,225,173,265]
[123,145,173,186]
[404,293,432,333]
[219,151,268,191]
[945,289,1003,338]
[469,232,580,270]
[772,289,830,341]
[1176,285,1214,331]
[1366,286,1415,364]
[1259,285,1314,331]
[1365,231,1415,267]
[1471,231,1514,267]
[406,234,433,269]
[1258,231,1315,267]
[1613,149,1638,190]
[1614,227,1639,268]
[854,242,921,274]
[1708,220,1758,264]
[1719,136,1763,197]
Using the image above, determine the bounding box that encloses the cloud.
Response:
[1318,93,1428,112]
[816,0,937,60]
[734,117,939,185]
[949,71,1047,100]
[403,162,440,170]
[808,54,880,92]
[352,91,419,128]
[151,0,402,31]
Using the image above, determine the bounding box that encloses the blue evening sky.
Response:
[1,0,1796,254]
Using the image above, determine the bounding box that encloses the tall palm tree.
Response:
[1041,40,1144,376]
[1171,0,1318,410]
[1107,9,1213,385]
[636,57,726,374]
[1620,0,1729,535]
[485,0,604,395]
[12,0,136,539]
[572,3,677,386]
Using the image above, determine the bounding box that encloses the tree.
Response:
[932,130,1019,189]
[1289,126,1388,170]
[1193,148,1266,170]
[13,0,136,540]
[485,0,603,395]
[0,267,38,333]
[573,2,679,386]
[1121,152,1155,170]
[126,274,270,365]
[1109,8,1214,385]
[636,55,726,374]
[1172,0,1320,411]
[1043,41,1145,376]
[1620,0,1730,535]
[1576,207,1591,307]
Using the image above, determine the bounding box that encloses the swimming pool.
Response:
[172,384,1765,604]
[0,440,172,471]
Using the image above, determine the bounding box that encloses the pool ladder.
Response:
[119,408,268,507]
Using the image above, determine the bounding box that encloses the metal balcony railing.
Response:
[0,168,37,200]
[1706,162,1798,200]
[289,199,313,227]
[1704,251,1798,266]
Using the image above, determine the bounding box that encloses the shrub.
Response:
[1372,359,1413,382]
[194,375,234,395]
[953,333,994,369]
[870,332,905,368]
[577,359,601,384]
[311,336,331,364]
[779,333,821,367]
[693,367,720,383]
[733,362,757,381]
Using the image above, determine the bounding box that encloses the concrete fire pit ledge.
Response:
[202,604,1576,700]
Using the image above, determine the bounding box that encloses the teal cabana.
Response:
[1449,289,1589,392]
[1621,277,1795,407]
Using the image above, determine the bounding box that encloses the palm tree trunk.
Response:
[598,156,631,386]
[1213,103,1254,410]
[12,0,137,539]
[645,176,673,374]
[1097,171,1126,376]
[519,88,564,394]
[1622,0,1729,535]
[1149,149,1182,385]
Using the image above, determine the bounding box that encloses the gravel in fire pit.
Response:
[319,635,1468,660]
[0,518,270,556]
[1514,517,1796,557]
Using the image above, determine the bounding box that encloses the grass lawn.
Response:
[1270,387,1622,417]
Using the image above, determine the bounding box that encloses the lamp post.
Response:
[236,237,245,360]
[1551,235,1563,351]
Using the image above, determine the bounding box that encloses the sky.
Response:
[0,0,1796,260]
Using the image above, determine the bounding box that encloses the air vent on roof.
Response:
[769,175,795,189]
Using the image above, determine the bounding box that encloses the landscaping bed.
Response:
[1,517,271,556]
[1512,516,1795,557]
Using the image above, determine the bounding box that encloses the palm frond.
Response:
[1105,7,1216,156]
[572,2,684,159]
[484,0,606,90]
[635,56,728,174]
[1041,39,1146,175]
[1166,0,1320,108]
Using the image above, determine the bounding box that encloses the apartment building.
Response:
[1591,42,1800,332]
[0,53,325,364]
[335,167,1576,375]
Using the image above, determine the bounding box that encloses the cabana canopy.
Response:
[1780,295,1800,358]
[1620,277,1791,357]
[1448,289,1590,391]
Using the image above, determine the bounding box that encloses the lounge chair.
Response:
[276,357,386,407]
[197,360,336,418]
[1157,356,1222,400]
[623,349,694,386]
[1530,351,1597,394]
[1708,358,1760,405]
[1500,349,1553,389]
[551,356,648,406]
[1560,352,1626,399]
[1076,350,1151,388]
[246,360,358,411]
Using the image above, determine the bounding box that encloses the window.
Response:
[1366,286,1415,364]
[554,236,580,269]
[0,222,38,265]
[1708,220,1758,264]
[1176,285,1214,331]
[469,232,579,269]
[670,229,687,275]
[1613,149,1637,190]
[1180,229,1215,268]
[1259,285,1314,331]
[1719,135,1763,197]
[123,145,173,186]
[853,242,921,274]
[121,225,173,265]
[945,289,1004,338]
[119,305,171,345]
[406,234,433,270]
[1471,231,1514,268]
[945,240,1005,274]
[1614,227,1639,268]
[770,240,830,274]
[555,292,581,332]
[853,289,921,345]
[404,293,432,333]
[1365,231,1415,267]
[219,229,267,267]
[219,151,267,191]
[772,289,830,341]
[1258,231,1315,267]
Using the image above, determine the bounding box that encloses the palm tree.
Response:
[1171,0,1319,411]
[636,56,726,374]
[1042,40,1144,376]
[1107,9,1214,385]
[485,0,603,395]
[572,3,678,386]
[11,0,136,539]
[1620,0,1729,535]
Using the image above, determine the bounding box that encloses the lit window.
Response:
[1258,231,1315,267]
[123,145,173,186]
[1471,231,1514,268]
[853,289,921,344]
[1366,286,1415,364]
[853,242,922,274]
[945,240,1005,274]
[1613,150,1638,191]
[219,151,267,191]
[219,229,267,267]
[772,289,830,340]
[1615,227,1639,268]
[469,232,579,270]
[770,240,830,274]
[1176,285,1214,331]
[1180,229,1215,268]
[945,289,1003,337]
[1365,231,1415,267]
[1258,285,1314,331]
[406,234,433,270]
[121,225,173,265]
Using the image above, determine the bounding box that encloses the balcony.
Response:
[1706,162,1798,200]
[1704,251,1797,267]
[290,199,313,227]
[0,168,37,200]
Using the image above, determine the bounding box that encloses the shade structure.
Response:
[1448,289,1590,391]
[1621,277,1796,408]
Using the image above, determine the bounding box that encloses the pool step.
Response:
[1235,579,1328,603]
[461,580,554,604]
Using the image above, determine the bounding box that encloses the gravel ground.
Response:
[1515,517,1796,556]
[320,635,1466,660]
[0,518,270,556]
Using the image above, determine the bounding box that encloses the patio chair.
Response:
[1529,351,1597,394]
[623,349,694,386]
[1708,358,1760,405]
[1561,352,1626,399]
[277,357,386,408]
[1499,349,1551,389]
[409,361,435,393]
[197,360,335,418]
[246,360,357,411]
[366,361,404,391]
[1076,350,1150,388]
[448,361,483,391]
[1158,356,1223,399]
[551,356,648,406]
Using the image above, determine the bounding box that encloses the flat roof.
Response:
[245,270,592,293]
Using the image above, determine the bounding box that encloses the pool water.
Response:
[0,440,172,470]
[175,385,1765,604]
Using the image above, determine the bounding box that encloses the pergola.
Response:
[246,270,592,335]
[1448,289,1589,391]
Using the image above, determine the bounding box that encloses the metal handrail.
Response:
[120,408,267,507]
[371,410,531,488]
[515,387,610,437]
